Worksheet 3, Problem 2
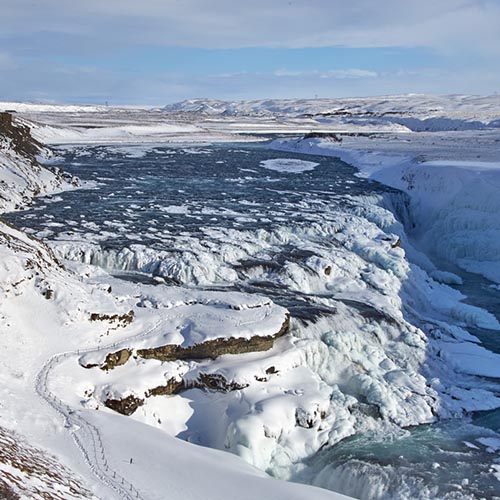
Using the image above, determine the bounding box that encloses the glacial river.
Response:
[6,143,500,500]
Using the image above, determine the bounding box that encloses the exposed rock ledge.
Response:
[136,313,290,361]
[79,296,290,371]
[104,372,253,416]
[94,314,290,415]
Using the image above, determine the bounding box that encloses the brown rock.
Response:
[89,310,134,326]
[193,373,248,392]
[100,349,132,371]
[265,366,278,375]
[136,314,290,362]
[146,378,184,397]
[391,237,402,249]
[0,112,44,162]
[104,394,144,416]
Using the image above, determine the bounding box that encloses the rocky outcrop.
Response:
[104,394,144,416]
[103,371,249,416]
[89,310,134,327]
[0,112,44,163]
[391,237,402,249]
[100,349,132,371]
[191,373,248,392]
[85,310,290,416]
[145,378,184,397]
[136,313,290,362]
[0,112,78,213]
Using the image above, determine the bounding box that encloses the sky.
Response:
[0,0,499,104]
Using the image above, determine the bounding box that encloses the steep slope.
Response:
[0,112,77,211]
[0,425,95,500]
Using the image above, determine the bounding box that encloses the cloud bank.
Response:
[0,0,499,103]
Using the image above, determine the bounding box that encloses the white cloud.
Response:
[1,59,498,105]
[1,1,499,103]
[1,0,499,54]
[274,69,378,79]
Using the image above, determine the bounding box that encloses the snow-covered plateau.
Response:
[1,94,500,500]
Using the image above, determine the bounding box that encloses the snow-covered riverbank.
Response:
[271,134,500,284]
[271,135,500,373]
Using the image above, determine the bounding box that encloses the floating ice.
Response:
[260,158,319,173]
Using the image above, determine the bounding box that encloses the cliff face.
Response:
[0,112,77,213]
[0,113,70,280]
[0,112,44,161]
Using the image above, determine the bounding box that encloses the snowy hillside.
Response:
[0,112,77,211]
[164,94,500,131]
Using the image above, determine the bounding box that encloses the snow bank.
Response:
[31,122,204,145]
[87,410,351,500]
[272,137,500,285]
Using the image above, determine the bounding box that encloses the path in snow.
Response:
[34,321,164,500]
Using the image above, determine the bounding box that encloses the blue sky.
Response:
[51,46,441,75]
[0,0,499,104]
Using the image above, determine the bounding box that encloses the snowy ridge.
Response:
[30,122,207,145]
[0,102,109,113]
[164,94,500,131]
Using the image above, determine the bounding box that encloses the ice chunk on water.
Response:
[260,158,319,173]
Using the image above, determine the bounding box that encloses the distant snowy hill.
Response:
[164,94,500,131]
[0,102,108,113]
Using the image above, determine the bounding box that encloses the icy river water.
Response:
[6,143,500,499]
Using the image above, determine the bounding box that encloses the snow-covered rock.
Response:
[0,112,77,212]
